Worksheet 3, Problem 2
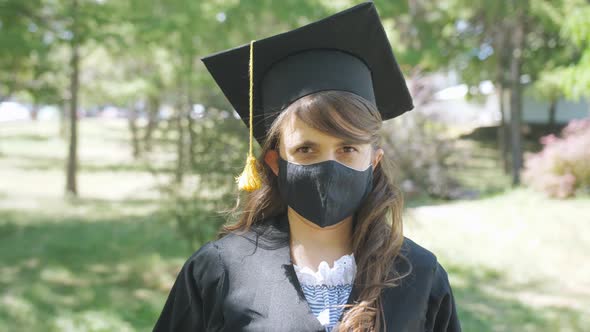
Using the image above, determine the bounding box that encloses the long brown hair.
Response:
[219,90,412,331]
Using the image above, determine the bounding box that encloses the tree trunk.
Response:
[494,25,510,174]
[509,8,526,186]
[59,101,68,138]
[30,105,39,121]
[128,103,141,159]
[497,86,511,174]
[143,95,159,152]
[65,0,79,197]
[185,55,197,171]
[175,104,186,184]
[187,106,196,170]
[548,99,557,127]
[502,88,511,173]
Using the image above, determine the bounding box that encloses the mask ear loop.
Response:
[235,40,263,192]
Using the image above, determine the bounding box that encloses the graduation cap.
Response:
[201,1,413,192]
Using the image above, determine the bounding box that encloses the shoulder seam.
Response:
[211,241,229,303]
[211,241,228,273]
[402,237,439,270]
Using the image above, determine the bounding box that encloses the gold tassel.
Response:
[235,154,262,192]
[235,40,262,192]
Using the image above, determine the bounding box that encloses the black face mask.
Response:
[277,155,374,228]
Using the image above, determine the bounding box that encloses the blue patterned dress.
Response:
[293,253,356,332]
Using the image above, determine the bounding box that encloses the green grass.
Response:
[0,119,186,331]
[0,207,185,331]
[405,189,590,331]
[1,119,589,331]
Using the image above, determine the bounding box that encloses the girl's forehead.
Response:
[280,115,369,150]
[281,116,337,146]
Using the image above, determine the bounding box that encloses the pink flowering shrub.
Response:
[523,118,590,198]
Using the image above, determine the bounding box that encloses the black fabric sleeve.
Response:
[153,241,227,332]
[425,262,462,332]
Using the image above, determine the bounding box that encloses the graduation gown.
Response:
[153,212,462,332]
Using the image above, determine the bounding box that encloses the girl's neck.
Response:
[287,207,354,271]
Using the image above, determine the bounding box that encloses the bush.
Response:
[381,111,463,199]
[522,117,590,198]
[146,107,249,249]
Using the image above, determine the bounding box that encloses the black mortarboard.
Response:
[201,1,414,192]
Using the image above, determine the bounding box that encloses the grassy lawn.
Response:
[1,119,589,331]
[405,189,590,331]
[0,119,183,331]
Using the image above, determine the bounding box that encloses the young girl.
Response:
[154,2,461,331]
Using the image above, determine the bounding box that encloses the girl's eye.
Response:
[296,146,312,153]
[295,146,358,154]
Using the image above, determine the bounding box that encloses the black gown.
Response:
[153,212,462,331]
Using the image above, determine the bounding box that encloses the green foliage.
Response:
[534,0,590,100]
[381,112,463,199]
[559,2,590,98]
[155,107,250,249]
[3,0,587,241]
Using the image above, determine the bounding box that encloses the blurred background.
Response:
[1,0,589,331]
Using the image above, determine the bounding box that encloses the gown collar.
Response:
[250,212,361,327]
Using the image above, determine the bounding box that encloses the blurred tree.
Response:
[1,0,117,195]
[61,0,120,196]
[374,0,578,185]
[533,73,563,127]
[105,0,334,247]
[65,0,81,196]
[0,1,65,113]
[536,0,590,102]
[3,0,586,243]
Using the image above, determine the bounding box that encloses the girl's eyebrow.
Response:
[294,140,319,148]
[293,139,362,148]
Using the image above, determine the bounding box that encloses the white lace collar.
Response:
[293,253,356,286]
